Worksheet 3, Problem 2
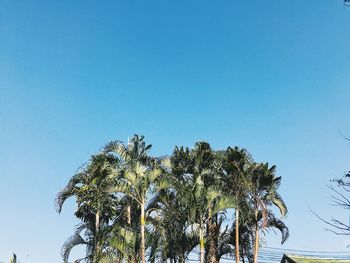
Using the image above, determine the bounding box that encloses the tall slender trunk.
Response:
[140,200,146,263]
[94,211,100,263]
[235,209,240,263]
[199,226,205,263]
[253,210,259,263]
[126,205,132,263]
[206,213,219,263]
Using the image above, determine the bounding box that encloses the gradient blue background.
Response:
[1,0,350,262]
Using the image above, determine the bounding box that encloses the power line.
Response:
[262,246,350,254]
[186,246,350,263]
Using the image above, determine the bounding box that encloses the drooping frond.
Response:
[61,224,89,263]
[217,225,233,258]
[264,213,290,244]
[55,172,87,213]
[110,179,140,203]
[211,193,237,216]
[103,140,128,162]
[109,226,136,258]
[271,192,288,217]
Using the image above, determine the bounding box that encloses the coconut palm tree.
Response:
[248,162,288,263]
[103,134,171,263]
[56,153,118,263]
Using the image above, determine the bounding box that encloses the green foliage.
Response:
[56,134,288,263]
[55,153,119,263]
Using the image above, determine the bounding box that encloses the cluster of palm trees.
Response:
[56,134,288,263]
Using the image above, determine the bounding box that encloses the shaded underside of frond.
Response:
[61,232,88,263]
[55,172,87,213]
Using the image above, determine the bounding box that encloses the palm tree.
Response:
[171,142,236,263]
[221,146,252,263]
[104,134,171,263]
[171,143,212,263]
[222,208,288,263]
[61,221,99,263]
[205,215,233,263]
[56,153,118,263]
[248,162,288,263]
[55,136,288,263]
[147,189,199,263]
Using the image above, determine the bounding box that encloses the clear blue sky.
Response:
[1,0,350,262]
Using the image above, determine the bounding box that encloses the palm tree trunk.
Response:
[127,205,131,225]
[126,205,132,263]
[140,200,146,263]
[206,208,218,263]
[199,226,205,263]
[253,210,259,263]
[206,223,217,263]
[235,209,240,263]
[94,210,100,263]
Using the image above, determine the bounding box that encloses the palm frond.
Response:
[271,193,288,217]
[55,172,86,213]
[264,214,290,244]
[61,230,88,263]
[103,140,129,162]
